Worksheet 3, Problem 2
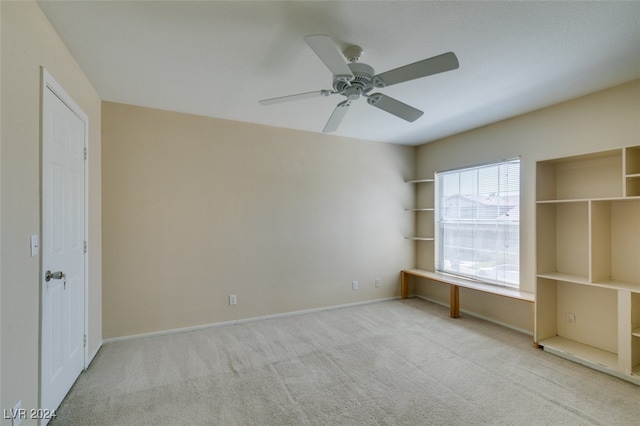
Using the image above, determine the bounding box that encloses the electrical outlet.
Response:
[566,312,575,326]
[229,294,237,306]
[375,278,381,288]
[352,281,358,291]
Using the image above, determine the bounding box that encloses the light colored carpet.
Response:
[52,298,640,425]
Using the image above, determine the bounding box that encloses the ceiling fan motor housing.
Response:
[333,62,375,100]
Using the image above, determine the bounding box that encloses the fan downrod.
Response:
[332,45,374,101]
[343,45,363,63]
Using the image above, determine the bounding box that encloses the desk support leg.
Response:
[532,302,539,348]
[450,285,460,318]
[401,271,408,299]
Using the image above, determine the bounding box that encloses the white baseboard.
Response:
[85,340,102,369]
[412,294,533,336]
[103,297,401,344]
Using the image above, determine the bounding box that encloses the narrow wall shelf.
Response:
[537,196,640,203]
[537,273,640,292]
[536,272,590,285]
[405,179,434,184]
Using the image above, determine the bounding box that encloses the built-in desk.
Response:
[401,269,535,318]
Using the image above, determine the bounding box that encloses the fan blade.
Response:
[259,90,330,105]
[372,52,459,88]
[323,100,351,133]
[367,93,423,122]
[304,35,354,80]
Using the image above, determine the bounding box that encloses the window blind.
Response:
[435,158,520,288]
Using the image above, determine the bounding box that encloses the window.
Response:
[435,158,520,288]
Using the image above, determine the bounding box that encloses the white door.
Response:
[41,70,87,417]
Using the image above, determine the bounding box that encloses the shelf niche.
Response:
[591,199,640,289]
[536,201,589,282]
[536,149,623,201]
[538,278,620,377]
[625,146,640,197]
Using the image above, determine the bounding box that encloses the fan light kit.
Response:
[259,34,459,133]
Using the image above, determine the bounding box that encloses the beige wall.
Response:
[102,102,415,339]
[0,0,3,413]
[0,2,102,423]
[102,82,639,339]
[414,80,640,332]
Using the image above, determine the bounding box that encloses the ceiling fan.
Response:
[259,34,459,133]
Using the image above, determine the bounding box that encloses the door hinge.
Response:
[83,334,87,348]
[84,147,87,160]
[84,241,87,254]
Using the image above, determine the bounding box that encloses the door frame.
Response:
[40,67,90,404]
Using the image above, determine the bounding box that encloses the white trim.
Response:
[434,158,521,288]
[412,294,532,336]
[87,341,102,367]
[42,69,92,369]
[40,68,91,399]
[103,297,400,344]
[42,69,88,123]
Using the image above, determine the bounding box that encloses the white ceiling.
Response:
[38,1,640,146]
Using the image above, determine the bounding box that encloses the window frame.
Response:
[434,157,521,289]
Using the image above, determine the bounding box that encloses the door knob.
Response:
[45,270,66,282]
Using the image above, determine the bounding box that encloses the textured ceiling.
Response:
[38,1,640,146]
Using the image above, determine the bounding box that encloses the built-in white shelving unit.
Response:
[405,178,435,244]
[535,145,640,385]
